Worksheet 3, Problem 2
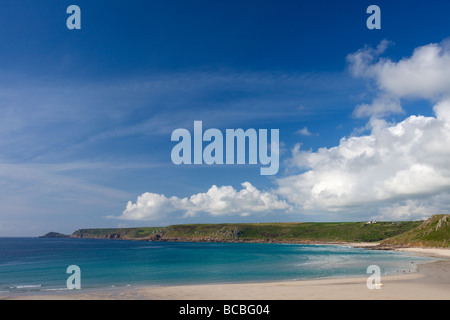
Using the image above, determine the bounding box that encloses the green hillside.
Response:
[162,221,420,242]
[72,227,164,239]
[68,220,421,243]
[381,214,450,248]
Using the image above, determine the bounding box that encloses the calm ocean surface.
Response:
[0,238,432,294]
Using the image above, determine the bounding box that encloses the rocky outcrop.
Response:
[435,215,449,232]
[214,227,242,240]
[381,214,450,248]
[39,232,70,238]
[107,233,121,239]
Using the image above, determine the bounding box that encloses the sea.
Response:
[0,238,433,295]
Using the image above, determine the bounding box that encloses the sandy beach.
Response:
[2,246,449,300]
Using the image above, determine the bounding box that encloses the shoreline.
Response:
[2,245,449,300]
[38,235,450,251]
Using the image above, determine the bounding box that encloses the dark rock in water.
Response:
[39,232,70,238]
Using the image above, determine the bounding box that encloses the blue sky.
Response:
[1,0,450,236]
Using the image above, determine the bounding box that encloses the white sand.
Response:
[395,247,450,258]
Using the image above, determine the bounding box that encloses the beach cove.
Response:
[1,240,449,300]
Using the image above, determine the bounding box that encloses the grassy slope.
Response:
[70,221,421,243]
[381,214,450,247]
[163,221,421,242]
[72,227,164,239]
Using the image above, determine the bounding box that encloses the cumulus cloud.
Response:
[347,39,450,118]
[118,39,450,223]
[118,182,291,221]
[276,99,450,216]
[373,42,450,98]
[265,39,450,220]
[375,200,438,222]
[353,95,403,119]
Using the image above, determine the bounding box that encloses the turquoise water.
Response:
[0,238,432,294]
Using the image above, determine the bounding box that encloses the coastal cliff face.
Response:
[65,221,426,245]
[70,225,244,242]
[72,231,122,239]
[70,227,164,240]
[42,215,450,247]
[381,214,450,248]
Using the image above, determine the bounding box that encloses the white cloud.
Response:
[118,39,450,223]
[118,182,291,221]
[347,39,450,118]
[276,98,450,215]
[375,200,438,222]
[119,193,180,221]
[353,95,403,119]
[266,39,450,220]
[296,127,315,136]
[374,42,450,98]
[347,39,392,78]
